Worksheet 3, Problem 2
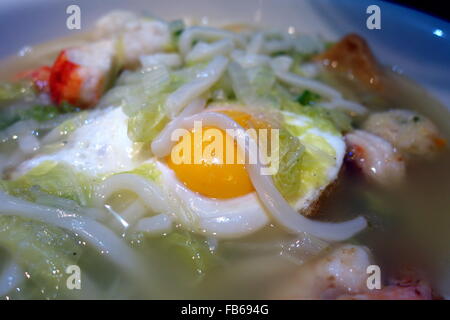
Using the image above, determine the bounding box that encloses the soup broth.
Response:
[0,11,448,300]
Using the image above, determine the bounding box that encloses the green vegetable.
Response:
[49,111,88,140]
[273,52,315,72]
[278,96,339,135]
[169,19,185,39]
[104,66,171,117]
[324,108,353,133]
[273,128,305,201]
[172,61,209,82]
[247,65,277,95]
[1,161,94,206]
[105,62,208,144]
[227,62,278,108]
[209,72,234,101]
[102,66,191,144]
[274,85,352,134]
[0,81,35,103]
[166,19,185,51]
[281,115,338,201]
[24,105,61,122]
[0,114,20,131]
[297,90,321,106]
[155,231,219,281]
[296,133,336,199]
[0,102,79,132]
[0,215,83,299]
[119,162,161,182]
[127,104,169,143]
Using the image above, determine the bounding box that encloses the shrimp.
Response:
[272,245,374,299]
[363,109,446,157]
[43,11,171,108]
[345,130,406,186]
[49,40,116,108]
[272,244,433,300]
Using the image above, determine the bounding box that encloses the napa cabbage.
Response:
[0,81,35,104]
[149,231,220,282]
[0,215,83,299]
[0,161,95,206]
[102,62,209,144]
[282,117,337,201]
[118,162,161,182]
[227,62,279,108]
[272,128,305,201]
[0,102,79,132]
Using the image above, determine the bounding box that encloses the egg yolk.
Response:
[167,126,254,199]
[167,110,271,199]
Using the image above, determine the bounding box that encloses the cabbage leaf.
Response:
[0,161,94,206]
[0,215,83,299]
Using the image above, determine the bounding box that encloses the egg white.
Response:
[13,106,140,178]
[154,160,270,239]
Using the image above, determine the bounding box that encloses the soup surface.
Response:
[0,10,448,300]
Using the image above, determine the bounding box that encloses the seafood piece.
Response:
[339,268,432,300]
[363,109,446,157]
[338,283,432,300]
[46,11,170,108]
[49,40,116,108]
[315,34,383,91]
[272,245,373,299]
[345,130,406,186]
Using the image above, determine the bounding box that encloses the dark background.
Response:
[386,0,449,22]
